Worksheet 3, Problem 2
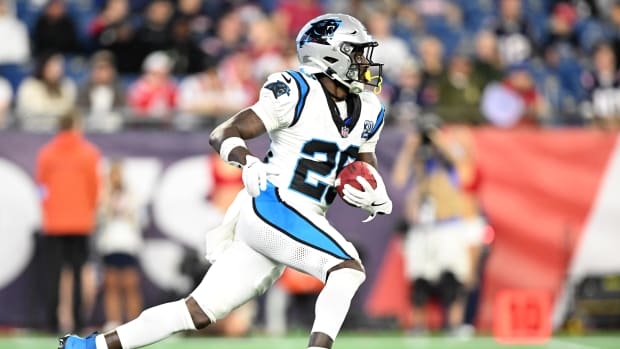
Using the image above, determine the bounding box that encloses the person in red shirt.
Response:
[36,110,101,333]
[501,64,547,127]
[128,51,178,122]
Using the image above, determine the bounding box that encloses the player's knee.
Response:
[326,260,366,288]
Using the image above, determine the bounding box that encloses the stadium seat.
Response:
[0,64,30,93]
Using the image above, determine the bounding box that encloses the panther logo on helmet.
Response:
[298,18,342,48]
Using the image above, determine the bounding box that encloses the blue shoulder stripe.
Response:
[367,105,385,139]
[286,70,309,127]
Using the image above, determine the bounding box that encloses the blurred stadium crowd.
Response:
[1,0,620,132]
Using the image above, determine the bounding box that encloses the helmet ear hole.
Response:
[324,56,338,63]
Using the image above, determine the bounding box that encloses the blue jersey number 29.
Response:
[289,139,359,203]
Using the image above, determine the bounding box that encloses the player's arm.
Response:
[209,108,276,197]
[209,72,295,197]
[209,108,266,167]
[357,152,378,169]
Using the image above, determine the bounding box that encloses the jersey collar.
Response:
[318,80,362,138]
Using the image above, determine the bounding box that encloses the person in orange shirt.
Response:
[36,110,101,333]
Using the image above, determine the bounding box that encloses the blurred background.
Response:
[0,0,619,348]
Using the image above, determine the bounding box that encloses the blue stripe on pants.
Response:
[252,183,352,260]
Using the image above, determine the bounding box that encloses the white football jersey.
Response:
[251,69,385,213]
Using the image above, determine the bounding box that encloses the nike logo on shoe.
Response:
[281,74,292,84]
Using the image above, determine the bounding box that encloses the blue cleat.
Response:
[58,332,98,349]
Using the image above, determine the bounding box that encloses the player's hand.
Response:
[242,155,278,197]
[342,165,392,222]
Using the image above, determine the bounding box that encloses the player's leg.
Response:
[69,236,89,332]
[120,265,143,322]
[188,239,284,323]
[239,184,366,348]
[410,278,432,333]
[42,235,63,333]
[437,271,466,332]
[60,240,283,349]
[102,266,122,329]
[306,259,365,349]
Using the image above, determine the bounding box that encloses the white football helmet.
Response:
[296,13,383,94]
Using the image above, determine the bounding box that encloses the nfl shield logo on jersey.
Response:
[361,120,374,139]
[341,126,350,138]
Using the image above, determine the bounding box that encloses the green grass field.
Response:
[1,334,618,349]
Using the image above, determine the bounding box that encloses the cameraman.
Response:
[392,115,485,336]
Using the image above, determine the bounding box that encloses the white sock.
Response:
[310,268,365,343]
[95,299,197,349]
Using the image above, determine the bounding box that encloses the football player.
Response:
[59,13,392,349]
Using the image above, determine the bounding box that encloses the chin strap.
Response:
[363,70,383,95]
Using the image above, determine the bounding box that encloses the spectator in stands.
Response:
[32,0,80,57]
[133,0,174,68]
[436,54,486,125]
[273,0,324,38]
[0,0,30,64]
[177,61,249,130]
[392,2,426,45]
[36,110,100,333]
[169,17,207,75]
[472,31,503,87]
[77,51,125,132]
[491,0,535,65]
[366,10,413,83]
[174,0,210,41]
[413,0,465,39]
[499,64,547,127]
[89,0,140,73]
[417,36,444,109]
[247,17,285,82]
[610,1,620,70]
[581,42,620,129]
[97,160,143,331]
[202,8,245,63]
[543,3,580,60]
[218,51,259,105]
[0,76,11,128]
[412,0,454,18]
[127,51,177,123]
[390,59,423,126]
[16,53,77,132]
